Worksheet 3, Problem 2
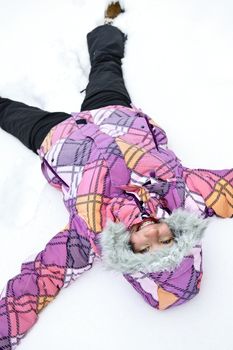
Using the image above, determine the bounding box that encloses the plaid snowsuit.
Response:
[0,105,232,349]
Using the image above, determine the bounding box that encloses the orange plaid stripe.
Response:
[76,194,103,232]
[116,138,145,169]
[205,179,233,217]
[138,187,150,202]
[37,296,55,313]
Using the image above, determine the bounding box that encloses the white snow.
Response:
[0,0,232,349]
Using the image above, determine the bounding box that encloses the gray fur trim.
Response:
[100,209,208,274]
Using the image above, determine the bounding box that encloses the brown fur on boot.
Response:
[104,1,124,20]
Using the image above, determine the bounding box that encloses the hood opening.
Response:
[100,209,208,274]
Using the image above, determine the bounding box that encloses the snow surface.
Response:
[0,0,233,349]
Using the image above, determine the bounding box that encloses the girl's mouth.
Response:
[138,217,159,231]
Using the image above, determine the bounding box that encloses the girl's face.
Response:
[130,218,174,253]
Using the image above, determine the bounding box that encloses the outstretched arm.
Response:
[0,225,95,350]
[183,167,233,218]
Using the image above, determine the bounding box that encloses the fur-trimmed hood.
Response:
[100,209,208,274]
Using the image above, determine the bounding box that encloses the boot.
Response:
[104,1,125,24]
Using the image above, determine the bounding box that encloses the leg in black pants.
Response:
[81,24,132,111]
[0,25,131,154]
[0,98,70,154]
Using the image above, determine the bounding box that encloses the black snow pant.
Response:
[0,25,132,154]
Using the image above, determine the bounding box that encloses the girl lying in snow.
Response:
[0,2,232,349]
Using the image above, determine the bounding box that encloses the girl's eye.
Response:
[161,238,173,245]
[139,246,150,254]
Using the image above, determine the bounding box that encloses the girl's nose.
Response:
[150,228,159,243]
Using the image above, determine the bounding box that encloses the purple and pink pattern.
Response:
[0,105,232,349]
[0,226,95,350]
